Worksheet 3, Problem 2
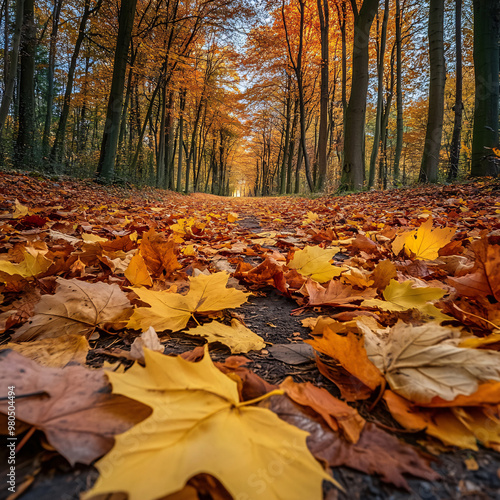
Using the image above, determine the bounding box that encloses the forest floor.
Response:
[1,171,500,500]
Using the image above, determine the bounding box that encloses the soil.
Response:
[1,172,500,500]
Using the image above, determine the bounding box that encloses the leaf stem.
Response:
[236,389,284,408]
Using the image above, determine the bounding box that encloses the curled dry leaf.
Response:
[280,377,365,443]
[0,334,89,367]
[364,322,500,404]
[83,348,336,500]
[12,278,133,341]
[0,350,151,465]
[130,326,164,360]
[306,322,384,392]
[384,390,500,451]
[0,245,53,282]
[139,228,181,278]
[186,319,265,353]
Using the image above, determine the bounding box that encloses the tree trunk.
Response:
[49,0,102,170]
[282,0,314,192]
[419,0,446,183]
[393,0,403,184]
[368,0,389,188]
[176,89,186,192]
[280,76,292,195]
[287,99,299,194]
[42,0,63,159]
[316,0,329,191]
[471,0,500,177]
[341,0,379,191]
[96,0,138,183]
[0,0,23,135]
[14,0,36,169]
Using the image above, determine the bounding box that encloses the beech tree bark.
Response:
[316,0,329,191]
[15,0,36,168]
[393,0,403,184]
[419,0,445,183]
[340,0,379,191]
[0,0,23,135]
[96,0,138,183]
[471,0,500,177]
[368,0,389,188]
[447,0,463,181]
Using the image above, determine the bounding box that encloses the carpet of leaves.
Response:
[1,171,500,500]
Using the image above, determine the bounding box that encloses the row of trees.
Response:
[0,0,252,194]
[245,0,499,194]
[0,0,498,195]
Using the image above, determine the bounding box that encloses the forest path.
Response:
[1,172,500,500]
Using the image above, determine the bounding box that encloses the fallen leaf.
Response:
[280,377,365,443]
[0,350,151,465]
[449,236,500,301]
[266,394,438,490]
[186,319,265,353]
[365,322,500,403]
[268,343,315,365]
[288,245,344,283]
[139,228,181,278]
[306,324,384,391]
[12,199,29,218]
[304,279,377,307]
[402,219,455,260]
[12,278,133,341]
[0,334,89,367]
[0,245,53,281]
[362,279,445,311]
[128,272,249,332]
[130,326,164,360]
[372,260,397,290]
[383,390,479,449]
[125,252,153,287]
[83,348,336,500]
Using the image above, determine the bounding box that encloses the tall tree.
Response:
[14,0,35,168]
[392,0,403,184]
[0,0,24,135]
[315,0,329,191]
[49,0,102,169]
[282,0,314,192]
[447,0,463,181]
[368,0,389,188]
[42,0,63,158]
[419,0,445,183]
[96,0,138,183]
[340,0,379,191]
[471,0,500,177]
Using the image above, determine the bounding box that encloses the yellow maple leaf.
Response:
[288,245,344,283]
[12,199,29,218]
[128,272,250,332]
[362,279,445,312]
[125,253,153,287]
[0,246,53,281]
[401,219,455,260]
[186,319,265,353]
[83,348,336,500]
[302,211,319,224]
[227,212,239,222]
